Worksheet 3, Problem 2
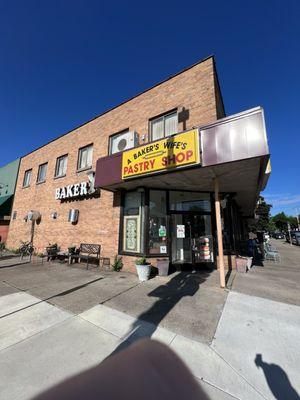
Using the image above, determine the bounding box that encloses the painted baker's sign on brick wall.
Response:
[55,173,97,200]
[122,129,200,179]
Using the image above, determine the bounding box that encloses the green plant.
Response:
[0,242,5,256]
[8,247,19,254]
[135,257,151,265]
[68,246,76,254]
[112,255,123,272]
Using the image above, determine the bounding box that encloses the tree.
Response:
[270,212,299,231]
[248,196,272,232]
[287,216,298,230]
[267,219,276,232]
[271,212,288,231]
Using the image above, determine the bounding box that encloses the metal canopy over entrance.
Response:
[95,107,270,217]
[95,107,271,288]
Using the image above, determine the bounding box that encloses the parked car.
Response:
[292,232,300,246]
[272,232,285,239]
[286,231,300,245]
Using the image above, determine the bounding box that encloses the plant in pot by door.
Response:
[135,257,151,282]
[112,255,123,272]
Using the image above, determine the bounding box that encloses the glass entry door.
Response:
[171,214,213,264]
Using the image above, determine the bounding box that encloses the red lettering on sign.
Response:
[176,152,185,162]
[160,150,195,168]
[149,159,155,169]
[186,150,193,160]
[124,148,197,175]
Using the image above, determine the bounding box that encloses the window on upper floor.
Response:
[23,169,32,188]
[149,110,178,141]
[55,155,68,178]
[37,163,48,183]
[77,144,93,171]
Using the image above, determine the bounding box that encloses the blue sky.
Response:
[0,0,299,216]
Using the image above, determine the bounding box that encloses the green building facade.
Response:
[0,159,20,218]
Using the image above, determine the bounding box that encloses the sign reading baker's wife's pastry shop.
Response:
[122,129,200,179]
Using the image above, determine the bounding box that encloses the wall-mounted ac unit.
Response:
[111,131,138,154]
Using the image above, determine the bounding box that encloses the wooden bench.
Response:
[69,243,101,269]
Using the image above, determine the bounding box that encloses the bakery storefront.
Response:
[95,107,270,286]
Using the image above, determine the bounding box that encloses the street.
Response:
[0,240,299,400]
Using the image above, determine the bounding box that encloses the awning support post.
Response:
[214,177,226,288]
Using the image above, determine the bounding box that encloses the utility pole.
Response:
[295,208,300,231]
[287,222,292,246]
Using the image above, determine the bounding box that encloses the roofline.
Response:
[0,158,20,170]
[20,54,217,160]
[212,57,226,117]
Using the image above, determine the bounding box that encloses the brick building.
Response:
[7,56,270,284]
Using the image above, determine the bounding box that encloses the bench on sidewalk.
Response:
[69,243,101,269]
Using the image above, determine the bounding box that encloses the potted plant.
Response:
[135,257,151,282]
[156,259,169,276]
[0,242,5,258]
[68,246,76,255]
[112,255,123,272]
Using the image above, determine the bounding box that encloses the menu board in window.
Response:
[123,216,140,253]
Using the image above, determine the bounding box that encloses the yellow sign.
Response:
[122,129,200,179]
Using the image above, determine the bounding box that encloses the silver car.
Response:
[292,232,300,246]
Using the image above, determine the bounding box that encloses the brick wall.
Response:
[7,56,223,272]
[0,221,9,244]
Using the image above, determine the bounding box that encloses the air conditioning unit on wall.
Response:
[111,131,138,154]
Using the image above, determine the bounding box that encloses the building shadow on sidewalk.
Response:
[255,354,299,400]
[109,269,211,356]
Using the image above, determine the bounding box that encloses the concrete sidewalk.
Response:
[1,242,300,400]
[0,260,228,344]
[1,291,264,400]
[231,239,300,306]
[2,288,299,399]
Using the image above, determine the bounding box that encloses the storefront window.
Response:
[169,191,211,212]
[123,191,144,253]
[148,190,168,254]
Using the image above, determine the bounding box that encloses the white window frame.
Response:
[150,110,178,141]
[23,169,32,187]
[55,155,68,178]
[77,144,93,171]
[37,163,48,183]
